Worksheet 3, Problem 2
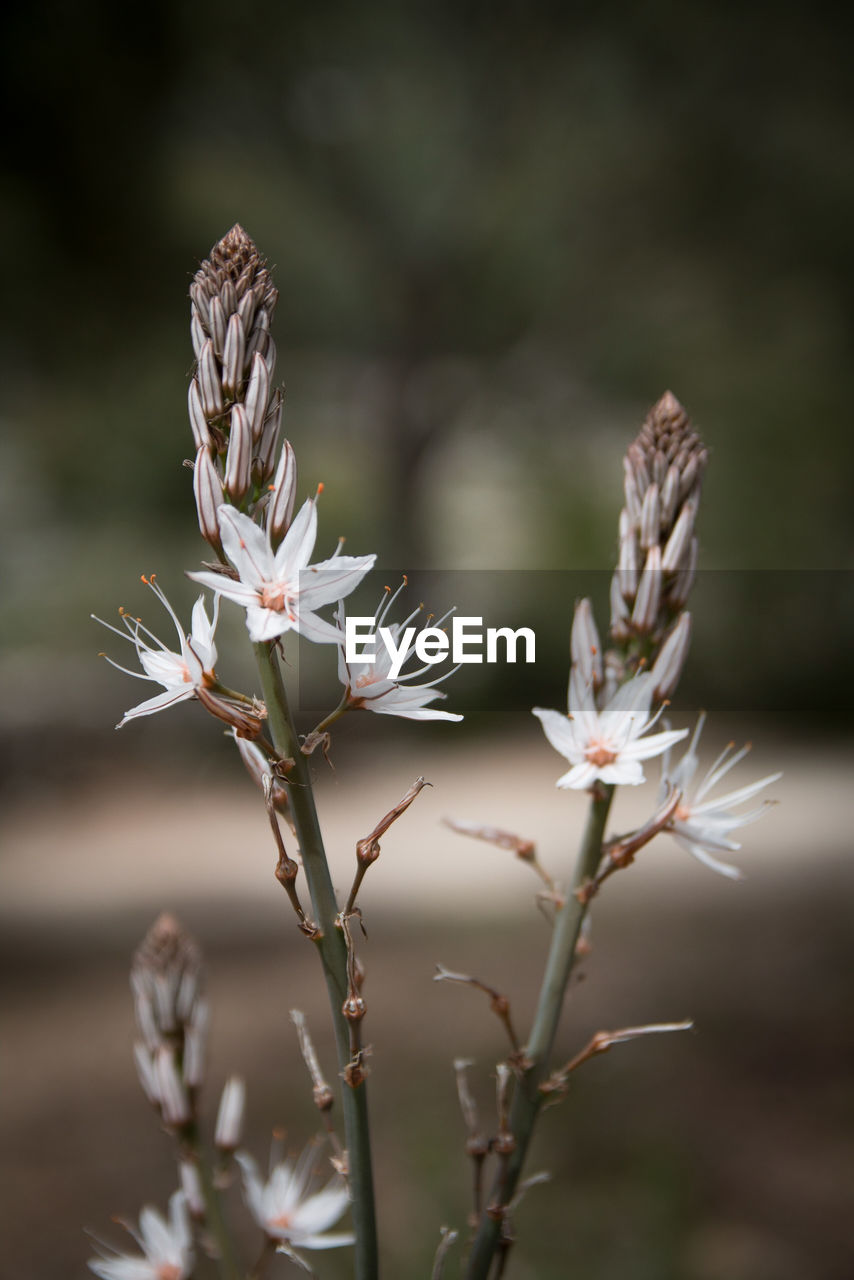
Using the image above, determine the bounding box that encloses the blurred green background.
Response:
[1,2,853,1278]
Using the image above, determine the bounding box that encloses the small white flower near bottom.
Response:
[236,1145,354,1257]
[88,1189,193,1280]
[659,712,782,879]
[533,671,688,790]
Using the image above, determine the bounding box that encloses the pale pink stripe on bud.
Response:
[661,499,697,572]
[209,294,227,356]
[267,440,297,542]
[244,351,270,441]
[617,526,639,601]
[238,287,257,333]
[188,380,211,451]
[639,483,660,550]
[255,390,282,483]
[222,312,246,397]
[609,573,631,642]
[224,405,252,502]
[650,612,692,700]
[660,464,681,529]
[155,1046,192,1126]
[133,1043,160,1106]
[623,462,641,525]
[190,282,211,328]
[193,446,224,551]
[263,335,277,379]
[220,278,237,318]
[191,310,206,360]
[570,598,602,689]
[214,1076,246,1152]
[199,339,224,419]
[180,1162,206,1219]
[631,546,662,633]
[668,537,699,608]
[182,1000,209,1089]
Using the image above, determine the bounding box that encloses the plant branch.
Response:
[253,640,379,1280]
[464,786,614,1279]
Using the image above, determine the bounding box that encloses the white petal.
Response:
[619,727,689,761]
[274,497,317,578]
[245,605,292,643]
[117,688,195,725]
[186,570,260,607]
[556,761,599,789]
[533,707,582,762]
[292,1231,356,1250]
[219,506,273,586]
[292,608,348,645]
[298,555,377,611]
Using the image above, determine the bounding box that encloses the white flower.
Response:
[659,712,782,879]
[94,577,219,727]
[189,499,375,644]
[236,1146,354,1254]
[88,1190,193,1280]
[336,591,463,722]
[533,671,688,790]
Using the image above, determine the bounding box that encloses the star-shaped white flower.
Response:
[236,1146,354,1256]
[94,577,219,727]
[189,499,375,644]
[336,592,463,722]
[88,1189,193,1280]
[659,712,782,879]
[533,671,688,790]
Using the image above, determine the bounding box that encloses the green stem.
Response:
[253,641,379,1280]
[183,1126,242,1280]
[465,787,614,1280]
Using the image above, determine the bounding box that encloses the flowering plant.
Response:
[90,227,780,1280]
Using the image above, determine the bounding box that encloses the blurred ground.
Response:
[2,728,852,1279]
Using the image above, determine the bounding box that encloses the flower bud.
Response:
[222,312,246,398]
[224,405,252,503]
[267,440,297,543]
[199,339,224,419]
[639,483,660,551]
[193,446,224,551]
[650,612,692,700]
[662,499,697,572]
[215,1076,246,1152]
[188,380,211,451]
[244,351,271,441]
[209,294,227,356]
[631,546,662,634]
[570,598,602,689]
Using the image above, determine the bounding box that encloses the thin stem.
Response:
[465,787,614,1280]
[182,1126,242,1280]
[253,640,379,1280]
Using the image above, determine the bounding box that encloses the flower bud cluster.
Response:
[188,225,292,549]
[610,391,707,692]
[130,913,207,1129]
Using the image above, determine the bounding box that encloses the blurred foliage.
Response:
[0,0,852,736]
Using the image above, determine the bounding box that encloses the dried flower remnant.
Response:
[659,712,782,879]
[189,500,375,644]
[88,1190,193,1280]
[236,1145,354,1255]
[533,670,688,790]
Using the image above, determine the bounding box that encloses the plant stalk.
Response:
[465,787,614,1279]
[253,641,379,1280]
[183,1125,242,1280]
